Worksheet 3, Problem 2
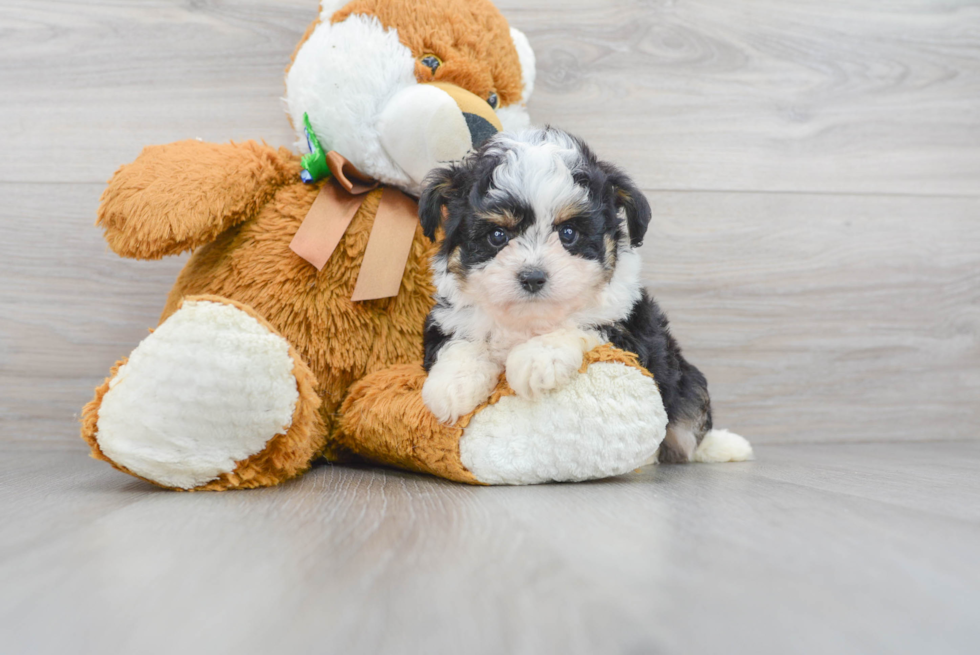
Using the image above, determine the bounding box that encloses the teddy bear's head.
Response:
[285,0,535,195]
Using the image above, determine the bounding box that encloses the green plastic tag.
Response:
[300,113,331,183]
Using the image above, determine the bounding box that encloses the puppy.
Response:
[419,127,730,464]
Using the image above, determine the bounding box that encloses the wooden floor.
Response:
[1,441,978,654]
[2,1,979,652]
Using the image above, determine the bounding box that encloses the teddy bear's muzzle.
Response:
[378,82,503,188]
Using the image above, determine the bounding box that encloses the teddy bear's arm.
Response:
[97,140,299,259]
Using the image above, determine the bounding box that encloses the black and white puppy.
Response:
[419,127,745,464]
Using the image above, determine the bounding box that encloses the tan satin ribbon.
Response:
[289,151,419,302]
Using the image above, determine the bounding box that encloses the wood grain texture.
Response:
[3,183,978,444]
[1,0,979,447]
[508,0,980,195]
[1,441,978,654]
[3,1,979,193]
[0,183,187,441]
[639,191,980,442]
[3,3,979,653]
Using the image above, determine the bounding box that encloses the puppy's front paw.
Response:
[506,329,602,399]
[422,341,503,424]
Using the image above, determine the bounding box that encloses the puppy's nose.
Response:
[518,268,548,294]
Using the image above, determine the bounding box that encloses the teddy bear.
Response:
[80,0,685,490]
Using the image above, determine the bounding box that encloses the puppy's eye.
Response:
[488,227,509,247]
[487,91,499,109]
[420,55,441,74]
[558,225,579,246]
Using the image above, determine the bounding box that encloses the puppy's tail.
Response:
[692,429,754,463]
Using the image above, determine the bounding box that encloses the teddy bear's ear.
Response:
[600,162,651,248]
[318,0,347,21]
[419,166,456,242]
[509,27,536,105]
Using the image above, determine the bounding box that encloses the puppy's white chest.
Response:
[486,321,576,364]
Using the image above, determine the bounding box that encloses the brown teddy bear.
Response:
[81,0,695,490]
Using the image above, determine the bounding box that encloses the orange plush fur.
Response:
[286,0,526,132]
[81,0,549,489]
[340,344,654,484]
[88,140,438,474]
[331,0,524,107]
[81,297,327,491]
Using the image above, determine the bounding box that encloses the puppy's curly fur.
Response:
[419,127,717,463]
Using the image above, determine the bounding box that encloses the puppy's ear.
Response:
[418,167,455,242]
[602,164,651,248]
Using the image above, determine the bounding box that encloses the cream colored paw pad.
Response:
[460,362,667,485]
[95,301,299,489]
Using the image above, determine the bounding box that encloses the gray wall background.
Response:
[2,0,978,445]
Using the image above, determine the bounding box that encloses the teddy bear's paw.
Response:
[461,354,667,485]
[422,340,503,424]
[505,328,601,399]
[86,299,322,490]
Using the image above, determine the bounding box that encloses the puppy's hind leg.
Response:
[693,428,754,463]
[658,385,753,464]
[660,419,754,464]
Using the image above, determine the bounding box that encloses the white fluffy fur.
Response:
[286,14,417,190]
[378,84,473,188]
[495,105,532,133]
[663,422,700,461]
[95,301,299,489]
[493,27,535,132]
[486,129,589,217]
[692,429,755,463]
[431,247,641,352]
[286,13,537,196]
[460,362,667,484]
[505,328,601,399]
[509,27,536,105]
[318,0,347,21]
[421,339,503,424]
[423,127,751,472]
[428,129,642,377]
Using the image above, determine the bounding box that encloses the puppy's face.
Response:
[420,128,651,331]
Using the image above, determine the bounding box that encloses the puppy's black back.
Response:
[604,290,713,460]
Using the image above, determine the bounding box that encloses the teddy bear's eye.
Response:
[487,91,499,109]
[420,55,441,74]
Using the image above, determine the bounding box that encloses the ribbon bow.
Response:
[289,151,419,302]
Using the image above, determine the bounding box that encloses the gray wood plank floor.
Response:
[1,441,978,654]
[2,1,979,652]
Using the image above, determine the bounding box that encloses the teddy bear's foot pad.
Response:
[89,299,307,489]
[341,345,668,486]
[460,358,667,485]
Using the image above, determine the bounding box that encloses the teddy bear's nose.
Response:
[378,81,503,188]
[464,114,498,148]
[427,81,501,147]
